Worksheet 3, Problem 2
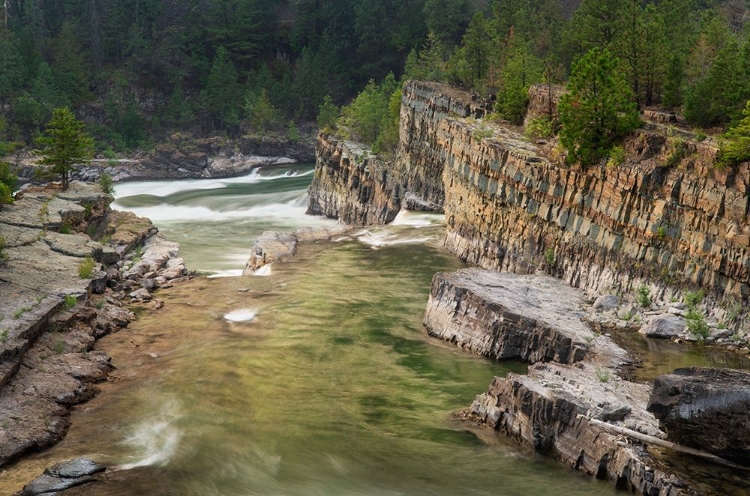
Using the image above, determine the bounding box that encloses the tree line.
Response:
[0,0,482,153]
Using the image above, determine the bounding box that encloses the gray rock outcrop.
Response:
[648,367,750,465]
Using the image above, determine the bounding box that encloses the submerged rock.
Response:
[18,458,105,496]
[647,367,750,465]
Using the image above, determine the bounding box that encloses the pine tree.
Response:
[37,108,94,190]
[0,28,23,100]
[495,40,543,125]
[52,21,92,105]
[559,48,641,166]
[205,46,241,130]
[317,95,339,132]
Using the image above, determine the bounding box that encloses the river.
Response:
[3,164,743,495]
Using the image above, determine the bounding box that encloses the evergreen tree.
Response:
[317,96,339,133]
[495,40,543,124]
[205,46,241,130]
[452,12,492,88]
[52,21,92,105]
[559,48,640,166]
[0,28,23,100]
[662,54,685,108]
[246,89,279,135]
[37,108,94,190]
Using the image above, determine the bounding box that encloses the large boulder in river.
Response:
[639,314,685,338]
[647,367,750,465]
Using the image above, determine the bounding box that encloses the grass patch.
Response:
[544,248,556,266]
[0,329,8,344]
[525,116,554,140]
[595,368,610,383]
[606,145,626,168]
[59,222,72,234]
[78,255,96,279]
[53,336,65,354]
[13,306,32,319]
[99,173,115,195]
[64,295,77,308]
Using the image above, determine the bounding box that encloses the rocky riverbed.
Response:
[0,181,188,470]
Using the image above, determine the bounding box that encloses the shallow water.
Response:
[0,166,618,495]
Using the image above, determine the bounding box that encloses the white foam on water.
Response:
[253,265,272,277]
[391,210,445,228]
[357,231,432,248]
[119,398,182,470]
[224,309,257,322]
[113,168,311,200]
[207,269,244,279]
[114,202,312,224]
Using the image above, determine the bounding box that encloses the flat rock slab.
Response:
[424,269,624,366]
[648,367,750,465]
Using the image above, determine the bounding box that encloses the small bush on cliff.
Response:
[99,172,115,195]
[686,308,709,339]
[636,284,651,308]
[0,161,17,208]
[559,48,641,167]
[78,255,95,279]
[718,100,750,167]
[525,117,554,141]
[0,235,6,261]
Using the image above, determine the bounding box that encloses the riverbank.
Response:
[7,131,316,185]
[0,181,188,469]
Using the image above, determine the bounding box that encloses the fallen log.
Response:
[588,418,750,472]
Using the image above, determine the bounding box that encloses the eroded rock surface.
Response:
[648,367,750,465]
[424,269,601,364]
[243,226,350,274]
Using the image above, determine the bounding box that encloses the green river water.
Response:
[0,164,745,495]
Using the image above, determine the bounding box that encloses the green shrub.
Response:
[664,138,687,168]
[59,222,72,234]
[0,235,5,261]
[64,295,77,308]
[78,255,96,279]
[636,284,651,308]
[99,173,115,195]
[525,116,555,141]
[0,161,17,207]
[683,289,705,309]
[606,146,626,168]
[685,308,709,339]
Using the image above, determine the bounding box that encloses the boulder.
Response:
[639,314,685,338]
[647,367,750,465]
[593,294,620,312]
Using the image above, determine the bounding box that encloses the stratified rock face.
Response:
[423,269,593,364]
[306,134,402,225]
[396,81,490,208]
[472,363,692,496]
[425,270,692,495]
[648,367,750,465]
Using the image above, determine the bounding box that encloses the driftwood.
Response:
[588,418,750,472]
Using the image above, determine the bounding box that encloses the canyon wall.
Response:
[309,80,750,310]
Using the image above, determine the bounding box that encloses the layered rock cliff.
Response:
[309,80,749,317]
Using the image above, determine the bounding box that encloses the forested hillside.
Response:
[0,0,748,156]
